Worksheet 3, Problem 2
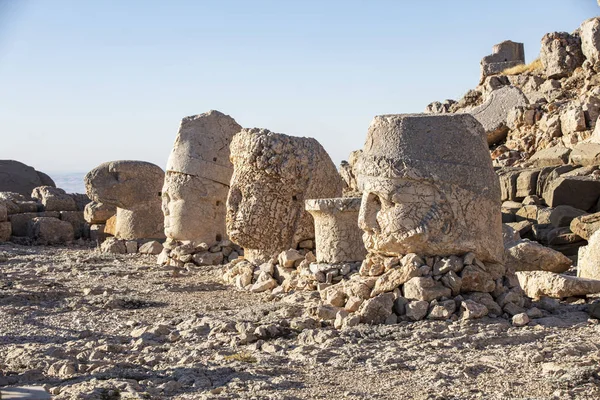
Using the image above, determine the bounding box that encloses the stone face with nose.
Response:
[226,128,345,265]
[355,113,503,263]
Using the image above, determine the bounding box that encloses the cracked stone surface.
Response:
[305,197,366,264]
[226,128,344,264]
[84,161,165,240]
[355,113,503,263]
[163,111,242,245]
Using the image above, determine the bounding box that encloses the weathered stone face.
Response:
[355,114,503,263]
[85,160,165,240]
[162,172,228,244]
[162,111,241,244]
[226,128,344,264]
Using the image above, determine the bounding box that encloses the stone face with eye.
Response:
[226,128,345,265]
[359,177,454,256]
[162,172,228,244]
[162,110,242,245]
[355,113,504,263]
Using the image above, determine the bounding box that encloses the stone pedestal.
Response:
[305,197,366,264]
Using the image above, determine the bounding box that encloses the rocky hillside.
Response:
[426,17,600,168]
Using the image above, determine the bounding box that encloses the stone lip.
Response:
[305,197,362,212]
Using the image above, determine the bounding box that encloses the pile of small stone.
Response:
[157,238,243,268]
[225,251,540,329]
[317,252,531,329]
[222,248,361,293]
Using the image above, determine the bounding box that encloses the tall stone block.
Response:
[162,110,242,245]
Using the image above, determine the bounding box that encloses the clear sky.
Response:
[0,0,598,174]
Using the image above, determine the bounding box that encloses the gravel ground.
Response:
[1,243,599,399]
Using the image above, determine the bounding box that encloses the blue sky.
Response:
[0,0,598,174]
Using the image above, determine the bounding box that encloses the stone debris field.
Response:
[1,244,599,400]
[3,15,600,400]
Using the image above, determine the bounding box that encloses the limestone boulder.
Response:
[516,271,600,299]
[31,186,78,212]
[469,86,528,145]
[403,277,451,302]
[358,293,394,324]
[577,229,600,280]
[505,240,572,273]
[570,212,600,240]
[28,217,74,245]
[543,176,600,211]
[528,147,571,168]
[569,143,600,166]
[85,161,165,240]
[548,205,587,228]
[84,202,116,224]
[460,264,496,293]
[139,241,163,255]
[59,211,87,239]
[370,264,421,297]
[540,32,584,79]
[502,223,521,246]
[560,108,587,136]
[0,160,55,196]
[580,17,600,72]
[0,221,11,241]
[101,237,127,254]
[9,211,60,237]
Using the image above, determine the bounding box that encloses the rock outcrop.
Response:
[0,160,56,196]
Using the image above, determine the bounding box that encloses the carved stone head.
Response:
[85,160,165,240]
[355,114,503,263]
[162,110,241,244]
[227,128,344,264]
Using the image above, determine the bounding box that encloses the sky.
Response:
[0,0,598,175]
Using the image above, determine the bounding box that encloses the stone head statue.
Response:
[355,114,503,263]
[227,128,344,264]
[85,160,165,240]
[162,110,241,244]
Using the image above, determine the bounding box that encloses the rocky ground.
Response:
[1,244,600,399]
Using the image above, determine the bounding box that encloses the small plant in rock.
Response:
[502,58,543,75]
